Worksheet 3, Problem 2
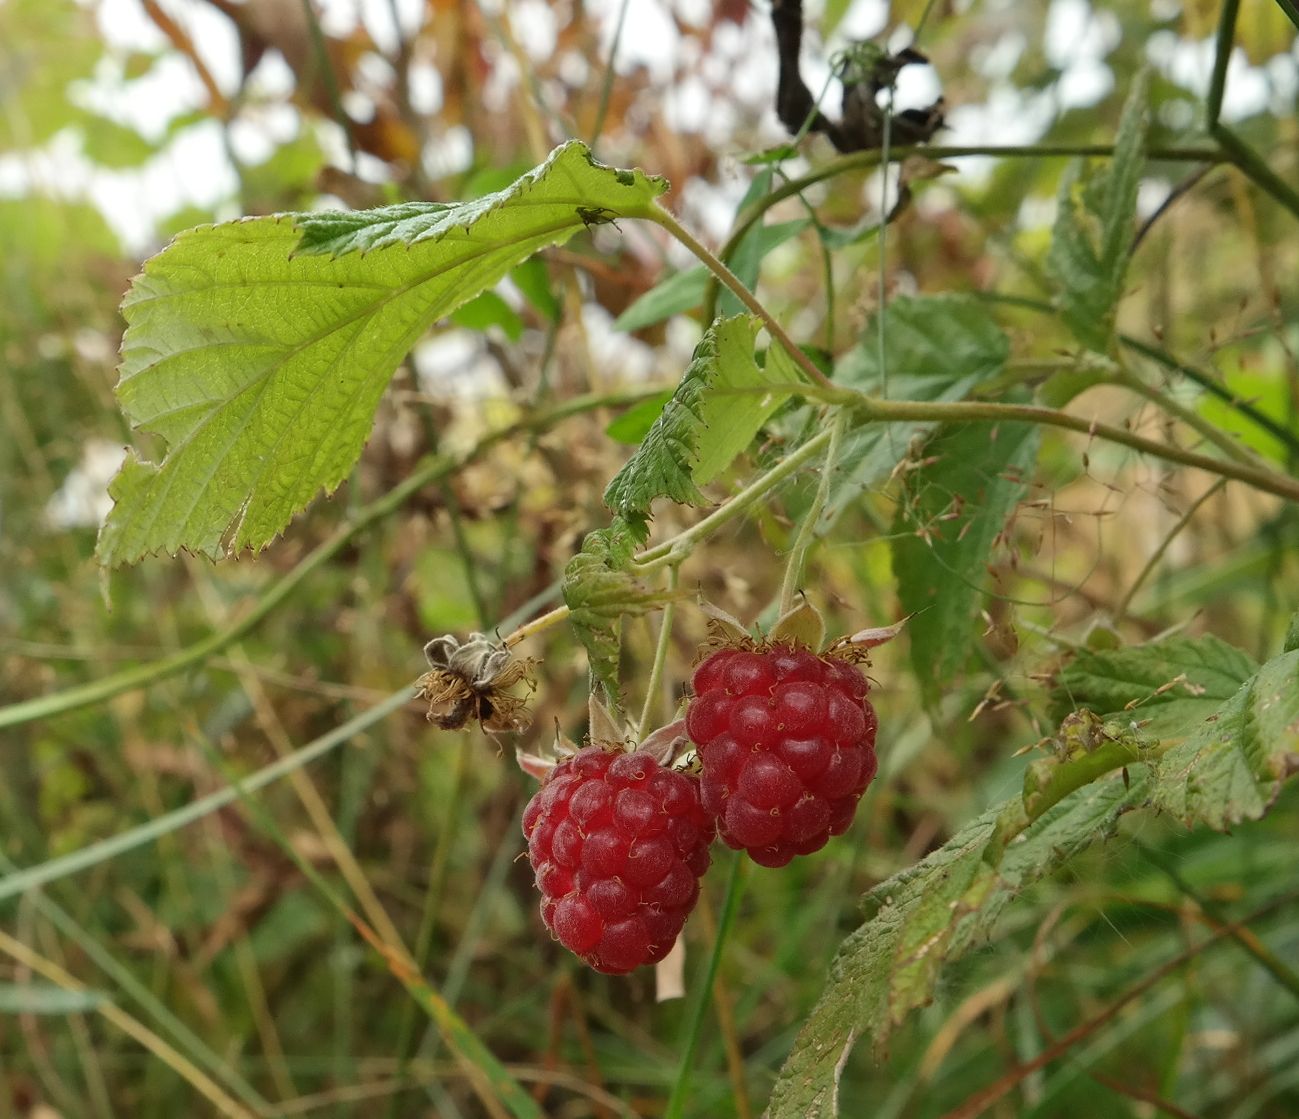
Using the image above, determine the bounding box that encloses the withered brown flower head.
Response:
[416,632,536,733]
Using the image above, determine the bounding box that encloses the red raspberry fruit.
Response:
[686,644,877,868]
[522,746,715,974]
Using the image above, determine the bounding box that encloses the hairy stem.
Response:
[637,565,681,738]
[647,202,834,390]
[830,392,1299,505]
[778,409,847,613]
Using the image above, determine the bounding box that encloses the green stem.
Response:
[647,202,834,390]
[778,410,847,614]
[711,143,1227,308]
[0,387,666,733]
[978,292,1299,456]
[826,392,1299,505]
[1213,124,1299,221]
[1136,841,1299,1005]
[637,565,681,738]
[664,852,746,1119]
[1119,335,1299,454]
[1206,0,1240,128]
[636,428,834,569]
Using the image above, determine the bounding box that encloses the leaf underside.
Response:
[603,315,798,519]
[97,141,667,565]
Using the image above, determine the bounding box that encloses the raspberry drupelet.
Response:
[686,644,878,867]
[522,746,715,973]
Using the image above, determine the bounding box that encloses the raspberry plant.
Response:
[3,2,1299,1116]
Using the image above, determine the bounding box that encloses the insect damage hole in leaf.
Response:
[96,141,668,566]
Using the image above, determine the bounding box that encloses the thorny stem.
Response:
[501,370,1299,650]
[647,201,835,391]
[637,565,681,739]
[778,409,847,614]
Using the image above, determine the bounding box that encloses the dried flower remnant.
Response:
[416,632,536,733]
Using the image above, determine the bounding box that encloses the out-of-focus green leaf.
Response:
[0,0,101,149]
[718,217,811,318]
[1045,71,1148,353]
[450,290,524,341]
[510,257,560,323]
[605,392,674,444]
[614,267,710,332]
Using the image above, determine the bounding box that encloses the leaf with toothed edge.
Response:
[562,516,684,703]
[767,626,1299,1117]
[96,141,668,565]
[603,315,801,519]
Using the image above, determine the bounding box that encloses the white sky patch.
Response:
[589,0,680,82]
[831,0,889,41]
[408,60,444,115]
[1136,178,1172,220]
[45,440,127,531]
[422,125,474,180]
[71,51,209,142]
[1146,33,1284,121]
[510,0,559,62]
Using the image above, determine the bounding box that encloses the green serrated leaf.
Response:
[510,257,560,323]
[768,771,1151,1117]
[892,417,1040,701]
[603,316,797,518]
[96,141,668,564]
[1045,71,1149,353]
[562,516,678,700]
[1153,647,1299,830]
[820,294,1010,524]
[1053,634,1258,739]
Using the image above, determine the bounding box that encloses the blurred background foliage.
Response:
[1,0,1297,1115]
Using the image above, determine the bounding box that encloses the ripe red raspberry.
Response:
[686,644,877,868]
[522,746,715,974]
